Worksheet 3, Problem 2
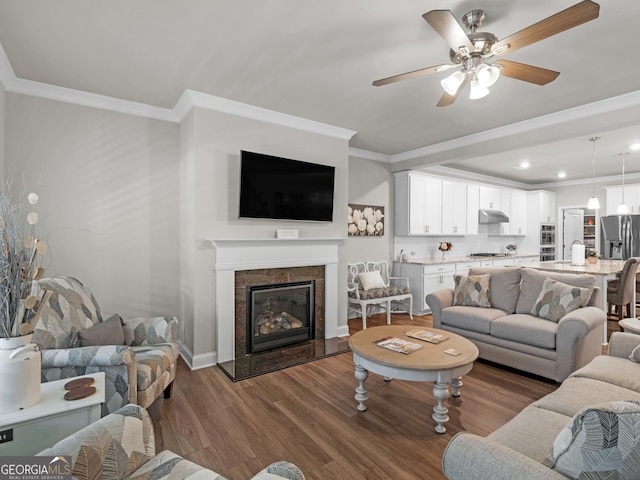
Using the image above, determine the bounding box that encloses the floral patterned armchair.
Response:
[30,277,179,415]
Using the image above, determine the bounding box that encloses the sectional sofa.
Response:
[441,332,640,479]
[426,267,606,382]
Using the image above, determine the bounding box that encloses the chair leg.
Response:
[164,381,173,399]
[362,306,367,330]
[386,300,391,325]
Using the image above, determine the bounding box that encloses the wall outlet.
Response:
[0,428,13,443]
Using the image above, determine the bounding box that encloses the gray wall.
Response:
[5,93,180,320]
[346,156,394,263]
[2,90,395,367]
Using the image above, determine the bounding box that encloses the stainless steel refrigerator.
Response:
[600,215,640,259]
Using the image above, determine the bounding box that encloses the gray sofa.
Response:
[442,332,640,479]
[426,267,606,382]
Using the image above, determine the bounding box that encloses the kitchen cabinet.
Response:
[442,180,467,235]
[514,255,539,266]
[509,190,528,235]
[395,172,442,235]
[492,257,515,266]
[537,190,556,223]
[467,184,479,235]
[479,186,502,211]
[489,189,527,236]
[605,185,640,215]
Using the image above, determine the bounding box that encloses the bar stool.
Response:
[607,257,640,321]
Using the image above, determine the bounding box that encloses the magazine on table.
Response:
[373,336,422,354]
[404,328,449,344]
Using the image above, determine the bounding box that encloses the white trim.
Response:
[348,147,390,162]
[177,341,217,371]
[210,237,343,363]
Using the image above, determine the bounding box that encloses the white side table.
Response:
[0,372,105,455]
[619,317,640,334]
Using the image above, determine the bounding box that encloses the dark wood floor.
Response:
[147,313,619,480]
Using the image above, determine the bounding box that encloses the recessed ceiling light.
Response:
[558,172,567,178]
[513,161,530,170]
[631,143,640,151]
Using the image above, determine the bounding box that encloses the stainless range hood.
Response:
[478,209,510,224]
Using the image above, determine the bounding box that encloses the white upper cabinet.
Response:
[395,172,442,235]
[605,185,640,215]
[479,186,502,211]
[509,189,528,235]
[466,184,479,235]
[537,190,556,223]
[442,180,467,235]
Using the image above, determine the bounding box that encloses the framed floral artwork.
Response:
[348,204,384,236]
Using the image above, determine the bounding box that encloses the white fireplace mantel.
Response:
[209,238,343,363]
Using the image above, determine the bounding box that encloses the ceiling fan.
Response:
[372,0,600,107]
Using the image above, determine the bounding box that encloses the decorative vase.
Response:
[587,257,598,264]
[0,334,41,413]
[441,251,449,260]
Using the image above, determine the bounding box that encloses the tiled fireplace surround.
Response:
[210,238,342,364]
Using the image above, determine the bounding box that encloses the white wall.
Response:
[179,106,351,363]
[346,156,393,263]
[5,93,180,319]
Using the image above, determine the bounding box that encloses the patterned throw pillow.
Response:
[453,274,491,308]
[358,271,386,290]
[530,277,591,322]
[546,400,640,480]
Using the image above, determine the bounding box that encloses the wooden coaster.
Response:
[64,377,95,390]
[64,386,96,401]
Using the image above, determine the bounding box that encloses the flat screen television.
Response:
[239,150,335,222]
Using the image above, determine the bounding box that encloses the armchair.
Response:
[30,277,179,415]
[347,261,413,329]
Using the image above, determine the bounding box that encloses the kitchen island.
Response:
[395,254,539,315]
[529,259,626,344]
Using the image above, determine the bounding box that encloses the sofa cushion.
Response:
[453,274,491,308]
[490,314,557,349]
[133,343,179,391]
[76,314,125,347]
[547,400,640,480]
[516,268,595,315]
[488,405,570,464]
[468,267,522,314]
[532,376,640,418]
[123,317,179,346]
[530,277,591,323]
[440,306,507,334]
[570,355,640,393]
[630,344,640,363]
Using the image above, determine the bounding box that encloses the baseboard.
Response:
[336,325,349,337]
[177,341,217,370]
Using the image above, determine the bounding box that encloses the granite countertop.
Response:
[397,253,539,266]
[531,259,625,276]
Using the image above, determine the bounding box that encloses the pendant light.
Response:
[617,152,630,214]
[587,137,600,210]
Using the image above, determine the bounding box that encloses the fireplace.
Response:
[247,280,315,353]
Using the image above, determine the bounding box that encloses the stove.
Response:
[469,253,511,257]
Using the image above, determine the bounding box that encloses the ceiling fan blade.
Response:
[492,0,600,56]
[436,77,469,107]
[494,60,560,85]
[423,10,474,55]
[372,64,455,87]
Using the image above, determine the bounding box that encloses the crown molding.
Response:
[177,90,356,140]
[348,148,390,162]
[0,43,357,141]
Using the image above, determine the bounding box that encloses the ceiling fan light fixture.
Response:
[469,78,489,99]
[476,63,500,87]
[441,71,465,95]
[492,44,510,55]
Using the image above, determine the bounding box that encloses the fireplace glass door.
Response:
[247,280,315,353]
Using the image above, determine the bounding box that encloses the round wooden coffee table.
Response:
[348,325,479,433]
